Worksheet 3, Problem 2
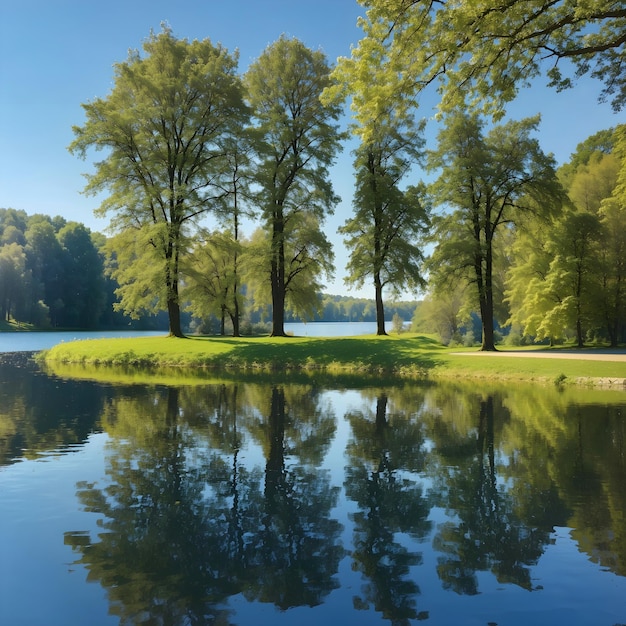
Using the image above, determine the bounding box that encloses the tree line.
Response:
[0,208,161,329]
[4,2,625,347]
[0,208,417,331]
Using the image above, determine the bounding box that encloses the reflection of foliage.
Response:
[345,393,431,624]
[243,386,343,609]
[542,403,626,576]
[0,358,107,465]
[424,391,561,593]
[65,382,342,623]
[498,386,626,577]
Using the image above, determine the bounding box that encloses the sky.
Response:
[1,0,623,298]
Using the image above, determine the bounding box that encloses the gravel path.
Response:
[453,349,626,362]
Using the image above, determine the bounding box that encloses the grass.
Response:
[0,319,36,332]
[38,333,626,388]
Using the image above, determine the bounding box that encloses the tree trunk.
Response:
[231,308,240,338]
[479,230,496,351]
[270,208,287,337]
[166,227,185,338]
[232,269,241,338]
[167,297,184,338]
[374,273,387,336]
[576,317,584,349]
[271,283,286,337]
[480,289,496,350]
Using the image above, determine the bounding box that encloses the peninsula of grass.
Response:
[39,333,626,388]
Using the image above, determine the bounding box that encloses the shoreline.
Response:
[5,337,626,389]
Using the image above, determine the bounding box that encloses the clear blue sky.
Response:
[1,0,623,297]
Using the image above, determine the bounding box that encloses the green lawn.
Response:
[39,333,626,387]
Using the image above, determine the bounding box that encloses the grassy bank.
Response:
[39,333,626,388]
[0,320,35,332]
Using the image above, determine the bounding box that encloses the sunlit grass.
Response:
[0,319,35,332]
[39,332,626,387]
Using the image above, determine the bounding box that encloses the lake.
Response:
[0,323,388,353]
[1,335,626,625]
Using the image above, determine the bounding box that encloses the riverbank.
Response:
[39,334,626,388]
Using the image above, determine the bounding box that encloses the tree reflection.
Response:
[65,382,342,623]
[0,358,108,465]
[344,392,431,624]
[498,388,626,577]
[424,389,563,594]
[243,385,343,609]
[564,404,626,576]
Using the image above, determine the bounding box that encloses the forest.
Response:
[1,1,625,347]
[0,208,417,332]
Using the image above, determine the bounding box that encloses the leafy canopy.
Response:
[341,0,626,119]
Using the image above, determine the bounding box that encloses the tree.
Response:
[428,112,564,350]
[57,223,106,328]
[209,133,256,336]
[506,129,625,346]
[509,210,603,347]
[183,230,243,335]
[342,149,429,334]
[69,27,247,337]
[245,36,344,336]
[0,243,28,321]
[25,218,65,327]
[411,289,471,346]
[597,126,626,345]
[344,0,626,118]
[243,214,335,326]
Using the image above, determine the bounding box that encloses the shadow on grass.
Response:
[189,334,445,377]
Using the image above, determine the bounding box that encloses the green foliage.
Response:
[345,0,626,118]
[69,26,248,336]
[391,312,404,333]
[245,36,344,335]
[428,111,565,350]
[182,229,244,334]
[243,215,335,324]
[506,125,626,346]
[0,242,28,322]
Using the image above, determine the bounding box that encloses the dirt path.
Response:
[453,349,626,362]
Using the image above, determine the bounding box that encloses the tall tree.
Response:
[69,27,247,337]
[508,210,603,347]
[25,218,65,327]
[210,134,255,336]
[341,152,429,334]
[343,0,626,118]
[328,43,430,336]
[428,112,564,350]
[597,126,626,345]
[57,223,106,328]
[0,243,28,322]
[507,129,625,346]
[245,36,344,336]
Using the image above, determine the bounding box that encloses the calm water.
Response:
[0,330,166,353]
[1,349,626,625]
[0,323,387,353]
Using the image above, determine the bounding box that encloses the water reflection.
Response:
[2,360,626,625]
[426,393,560,593]
[64,383,343,624]
[345,392,431,623]
[0,354,110,464]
